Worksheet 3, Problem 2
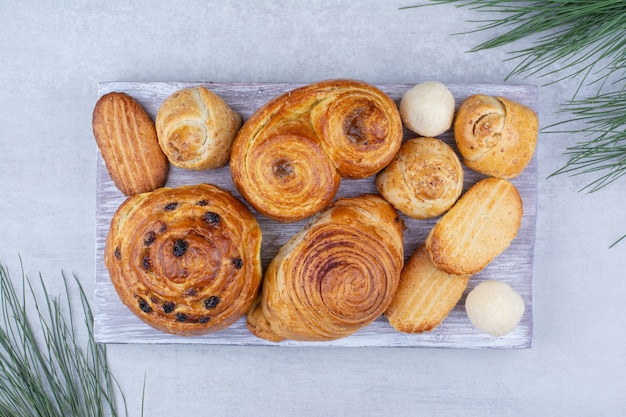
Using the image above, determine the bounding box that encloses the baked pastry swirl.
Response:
[104,183,262,336]
[376,137,464,219]
[247,194,405,342]
[230,79,403,222]
[156,86,242,170]
[454,94,538,179]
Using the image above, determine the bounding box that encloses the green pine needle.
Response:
[0,261,129,417]
[402,0,626,247]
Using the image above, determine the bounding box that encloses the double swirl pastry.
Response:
[376,137,464,219]
[246,194,404,342]
[105,184,262,336]
[454,94,538,179]
[230,79,403,223]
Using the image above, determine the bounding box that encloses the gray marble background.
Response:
[1,1,624,416]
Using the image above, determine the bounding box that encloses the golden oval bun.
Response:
[156,86,242,170]
[386,245,469,333]
[376,137,463,219]
[454,94,538,179]
[424,177,523,276]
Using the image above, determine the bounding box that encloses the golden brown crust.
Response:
[385,245,469,333]
[230,79,403,223]
[92,92,168,196]
[424,177,523,276]
[376,137,464,219]
[245,296,285,342]
[454,94,538,179]
[104,184,262,336]
[247,194,404,342]
[156,86,242,170]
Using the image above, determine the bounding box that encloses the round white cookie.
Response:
[465,280,525,336]
[399,81,455,137]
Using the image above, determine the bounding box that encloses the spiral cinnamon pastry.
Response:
[375,137,464,219]
[230,79,403,223]
[104,183,262,336]
[246,194,405,342]
[454,94,538,179]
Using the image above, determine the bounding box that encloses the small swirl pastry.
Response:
[230,79,403,223]
[92,92,168,196]
[246,194,405,342]
[425,177,523,276]
[454,94,538,178]
[385,245,469,333]
[104,183,262,336]
[156,86,242,170]
[376,137,463,219]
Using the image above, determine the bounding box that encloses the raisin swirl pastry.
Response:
[454,94,538,179]
[246,194,404,342]
[230,79,403,223]
[104,184,262,336]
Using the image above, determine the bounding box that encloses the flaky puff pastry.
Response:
[376,137,464,219]
[454,94,538,179]
[230,79,403,223]
[105,184,262,336]
[385,245,469,333]
[156,86,242,170]
[247,194,404,342]
[425,177,523,276]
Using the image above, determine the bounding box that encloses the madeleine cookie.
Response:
[92,92,168,196]
[425,177,523,275]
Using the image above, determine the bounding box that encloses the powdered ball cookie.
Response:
[399,81,455,137]
[465,280,525,336]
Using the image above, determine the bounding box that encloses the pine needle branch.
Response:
[0,261,131,417]
[401,0,626,247]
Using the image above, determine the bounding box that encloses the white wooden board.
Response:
[94,81,537,348]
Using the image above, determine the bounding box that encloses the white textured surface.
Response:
[1,1,625,416]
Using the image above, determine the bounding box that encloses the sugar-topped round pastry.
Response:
[104,183,262,336]
[376,137,463,219]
